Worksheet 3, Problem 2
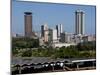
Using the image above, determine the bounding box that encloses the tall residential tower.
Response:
[75,10,85,35]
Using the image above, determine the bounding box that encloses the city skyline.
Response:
[12,1,96,35]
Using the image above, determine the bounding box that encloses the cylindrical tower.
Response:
[75,10,85,35]
[24,12,33,37]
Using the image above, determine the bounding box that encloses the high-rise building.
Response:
[41,25,44,37]
[41,24,49,42]
[48,29,58,43]
[56,25,60,38]
[60,24,63,33]
[75,10,85,35]
[56,24,63,39]
[24,12,33,37]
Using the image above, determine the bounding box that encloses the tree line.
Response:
[12,37,96,58]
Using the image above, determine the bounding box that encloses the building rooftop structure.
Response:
[51,43,76,48]
[12,57,95,66]
[24,12,32,15]
[12,57,70,66]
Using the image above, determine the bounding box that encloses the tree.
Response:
[12,37,39,49]
[21,50,32,57]
[12,49,18,56]
[77,41,96,51]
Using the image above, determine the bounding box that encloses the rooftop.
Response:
[12,57,96,66]
[24,12,32,15]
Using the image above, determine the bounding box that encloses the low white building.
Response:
[73,34,84,44]
[39,37,44,46]
[88,35,96,42]
[51,43,76,48]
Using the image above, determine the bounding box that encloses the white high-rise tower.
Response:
[56,24,63,38]
[75,10,85,35]
[41,24,49,42]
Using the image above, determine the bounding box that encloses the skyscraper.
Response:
[24,12,33,37]
[41,24,49,42]
[60,24,63,34]
[75,10,85,35]
[41,25,44,37]
[56,24,63,39]
[56,25,60,38]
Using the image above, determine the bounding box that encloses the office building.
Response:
[41,25,44,37]
[60,24,63,33]
[75,10,85,35]
[41,24,49,42]
[24,12,33,37]
[48,29,58,43]
[60,32,73,43]
[56,24,63,39]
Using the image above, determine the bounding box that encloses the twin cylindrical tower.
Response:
[75,10,85,35]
